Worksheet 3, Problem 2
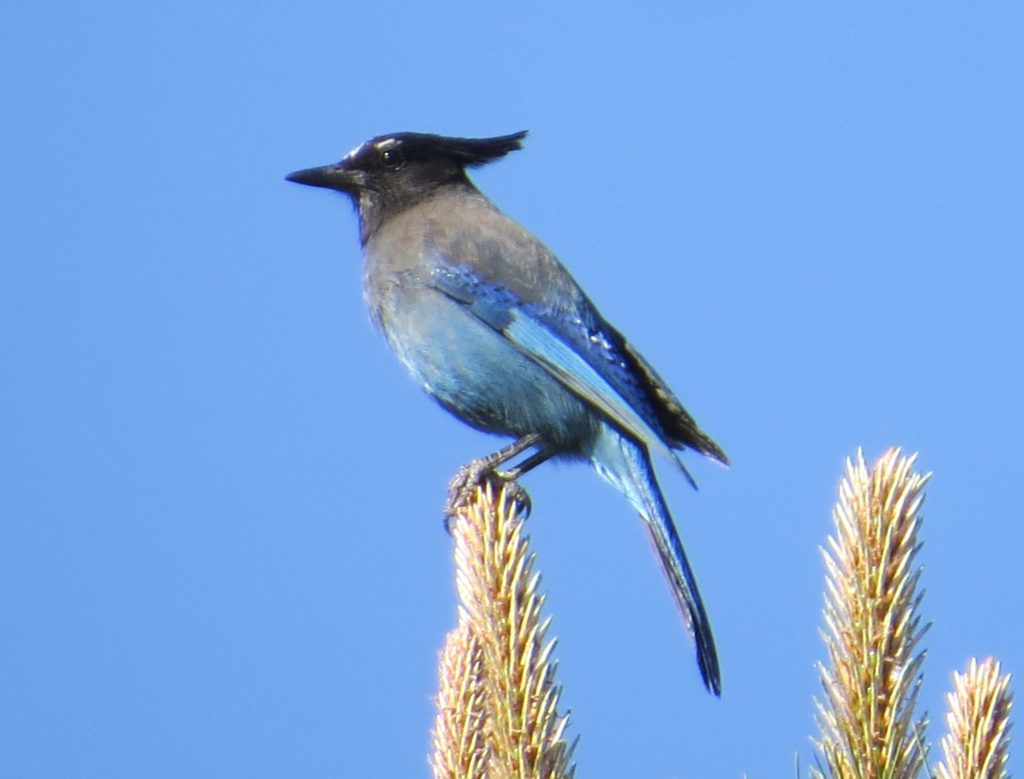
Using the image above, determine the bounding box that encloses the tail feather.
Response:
[590,426,721,695]
[639,493,721,695]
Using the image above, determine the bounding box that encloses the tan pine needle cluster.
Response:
[935,658,1014,779]
[431,480,575,779]
[814,448,931,779]
[432,616,489,779]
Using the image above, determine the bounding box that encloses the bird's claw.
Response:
[495,470,533,518]
[444,464,532,532]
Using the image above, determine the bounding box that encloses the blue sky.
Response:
[3,2,1022,776]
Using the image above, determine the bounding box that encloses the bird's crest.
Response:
[361,131,528,168]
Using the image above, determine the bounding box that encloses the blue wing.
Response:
[430,262,699,484]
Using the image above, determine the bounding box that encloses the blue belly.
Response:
[377,286,596,451]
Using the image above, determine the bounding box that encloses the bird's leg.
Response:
[445,433,543,522]
[497,446,557,481]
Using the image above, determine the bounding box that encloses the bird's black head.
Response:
[286,131,527,243]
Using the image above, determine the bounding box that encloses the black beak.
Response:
[285,163,359,192]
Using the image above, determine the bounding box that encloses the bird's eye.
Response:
[380,147,403,168]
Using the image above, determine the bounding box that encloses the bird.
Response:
[286,131,728,695]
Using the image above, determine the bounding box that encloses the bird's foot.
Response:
[444,459,490,520]
[442,435,543,530]
[444,463,532,531]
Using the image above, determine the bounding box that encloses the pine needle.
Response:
[432,614,490,779]
[813,448,931,779]
[431,479,575,779]
[935,658,1013,779]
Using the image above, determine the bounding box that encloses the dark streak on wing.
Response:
[530,305,727,464]
[616,336,729,465]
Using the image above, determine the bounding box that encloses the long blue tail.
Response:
[590,425,721,695]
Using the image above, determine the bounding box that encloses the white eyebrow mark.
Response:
[343,141,366,160]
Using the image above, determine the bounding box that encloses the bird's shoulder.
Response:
[403,188,585,307]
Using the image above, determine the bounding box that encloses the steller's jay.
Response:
[286,131,728,695]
